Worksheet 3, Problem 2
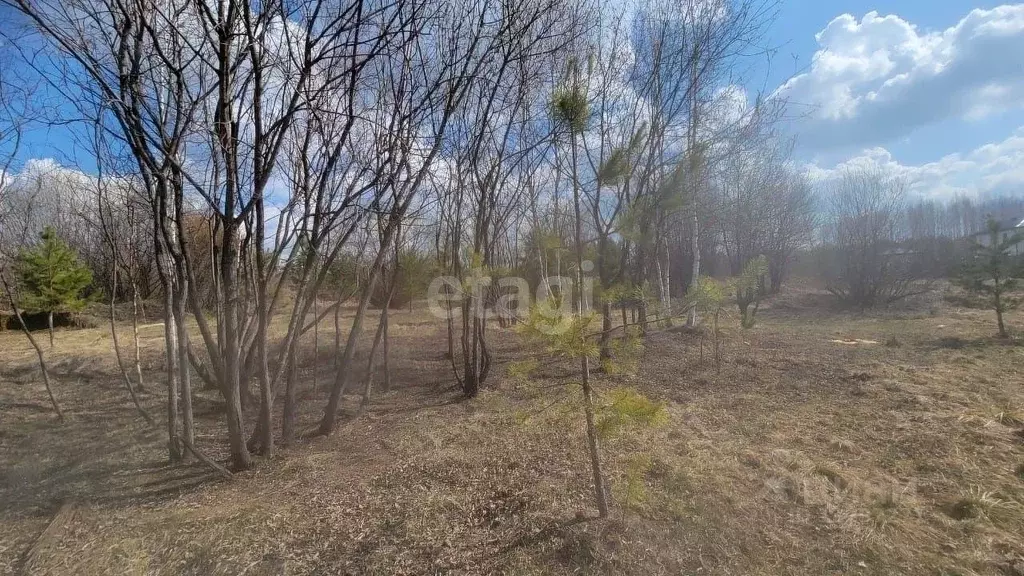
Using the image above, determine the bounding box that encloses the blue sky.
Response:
[764,1,1024,198]
[766,1,1006,158]
[4,1,1024,200]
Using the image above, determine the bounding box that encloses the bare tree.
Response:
[713,138,814,293]
[440,0,577,396]
[1,269,63,421]
[628,0,779,326]
[762,170,815,293]
[821,168,927,308]
[93,125,155,426]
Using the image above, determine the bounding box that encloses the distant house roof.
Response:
[970,216,1024,236]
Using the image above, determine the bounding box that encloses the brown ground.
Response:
[1,282,1022,575]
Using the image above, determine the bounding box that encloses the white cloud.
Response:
[779,5,1024,151]
[806,127,1024,199]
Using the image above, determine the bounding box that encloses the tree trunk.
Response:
[108,268,154,426]
[656,247,671,327]
[461,297,480,397]
[600,300,612,362]
[382,306,391,393]
[365,238,401,406]
[686,69,702,328]
[635,246,648,336]
[281,341,299,446]
[571,131,609,518]
[995,293,1007,338]
[445,281,456,360]
[687,208,701,327]
[255,305,273,457]
[713,310,721,371]
[312,291,319,395]
[363,308,386,407]
[162,283,182,462]
[174,276,194,461]
[319,226,397,436]
[2,274,64,422]
[769,260,784,294]
[334,284,343,372]
[320,276,375,434]
[47,311,54,348]
[220,221,251,470]
[131,281,146,393]
[598,233,612,360]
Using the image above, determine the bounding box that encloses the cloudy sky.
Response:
[769,1,1024,199]
[3,1,1023,202]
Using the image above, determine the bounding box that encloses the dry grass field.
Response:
[1,282,1023,575]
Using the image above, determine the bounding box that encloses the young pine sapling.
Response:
[954,218,1023,338]
[733,255,768,329]
[15,226,93,347]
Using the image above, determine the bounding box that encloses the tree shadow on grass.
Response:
[0,389,226,521]
[498,514,592,555]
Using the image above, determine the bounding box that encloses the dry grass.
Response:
[1,282,1023,575]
